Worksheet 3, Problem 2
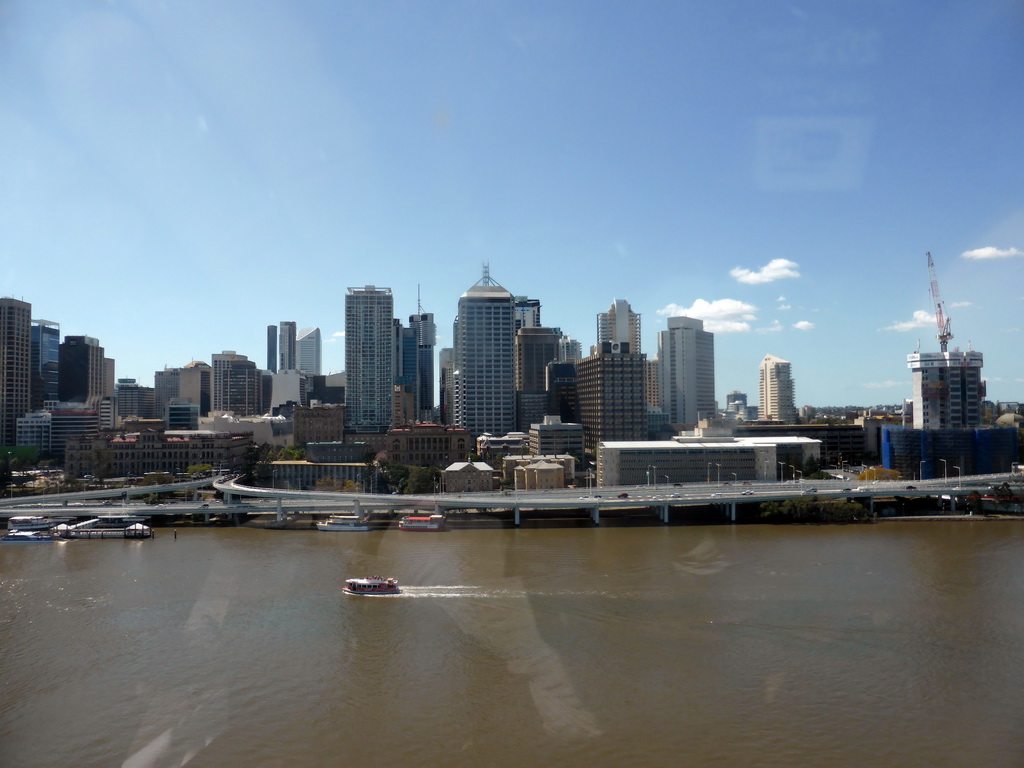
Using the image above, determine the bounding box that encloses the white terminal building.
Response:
[597,435,820,487]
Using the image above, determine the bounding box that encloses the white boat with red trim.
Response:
[398,514,446,531]
[343,576,401,596]
[317,514,371,532]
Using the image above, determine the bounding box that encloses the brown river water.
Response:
[3,520,1024,767]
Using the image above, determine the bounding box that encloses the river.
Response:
[3,521,1024,767]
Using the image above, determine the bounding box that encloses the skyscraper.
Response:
[759,354,796,422]
[266,325,277,373]
[58,335,105,407]
[907,349,984,429]
[515,327,561,431]
[657,316,715,424]
[513,296,541,331]
[30,318,60,410]
[296,327,322,376]
[211,351,261,416]
[408,312,436,421]
[345,286,394,431]
[0,298,31,446]
[576,341,647,454]
[597,299,642,354]
[453,268,516,436]
[279,321,297,372]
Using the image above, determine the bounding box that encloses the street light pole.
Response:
[940,458,948,482]
[778,462,785,482]
[954,465,962,489]
[716,464,721,484]
[920,460,925,482]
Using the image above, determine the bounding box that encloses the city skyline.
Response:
[2,2,1022,406]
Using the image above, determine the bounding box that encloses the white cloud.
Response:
[326,330,345,343]
[777,304,791,310]
[950,301,972,308]
[881,310,935,332]
[793,320,814,330]
[961,246,1022,259]
[658,298,757,333]
[730,259,800,284]
[756,320,783,334]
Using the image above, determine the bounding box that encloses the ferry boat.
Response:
[398,514,446,532]
[7,515,66,532]
[316,514,371,532]
[2,530,56,542]
[343,576,401,596]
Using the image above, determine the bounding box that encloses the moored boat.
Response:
[2,530,56,542]
[343,576,400,595]
[316,514,371,532]
[398,514,446,531]
[6,520,55,532]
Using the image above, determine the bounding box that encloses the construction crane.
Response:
[927,251,953,352]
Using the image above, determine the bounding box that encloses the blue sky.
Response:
[2,1,1022,408]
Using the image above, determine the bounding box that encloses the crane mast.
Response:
[927,251,953,353]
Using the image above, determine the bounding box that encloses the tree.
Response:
[187,463,213,476]
[858,466,900,482]
[314,476,342,492]
[407,466,440,494]
[240,442,273,486]
[761,497,873,523]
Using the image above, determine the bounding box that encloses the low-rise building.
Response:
[529,416,584,459]
[503,454,576,487]
[514,460,565,490]
[597,436,820,487]
[268,460,365,491]
[64,429,249,478]
[476,432,529,460]
[443,461,496,493]
[386,423,471,467]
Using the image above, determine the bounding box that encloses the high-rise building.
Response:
[515,327,561,432]
[211,351,261,416]
[597,299,641,355]
[658,316,715,425]
[115,378,156,421]
[513,296,541,331]
[907,349,985,429]
[266,325,277,373]
[30,319,60,410]
[154,361,212,419]
[576,341,646,454]
[279,321,297,372]
[58,335,106,407]
[438,347,454,425]
[0,298,31,446]
[296,327,322,376]
[759,354,796,422]
[345,286,394,431]
[453,269,516,437]
[392,319,418,426]
[558,334,582,363]
[408,312,436,421]
[546,362,579,425]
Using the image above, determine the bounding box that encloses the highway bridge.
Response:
[0,473,1017,526]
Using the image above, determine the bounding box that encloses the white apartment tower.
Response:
[345,286,394,431]
[759,354,796,422]
[907,349,984,429]
[296,327,322,376]
[658,316,715,424]
[453,268,516,436]
[597,299,641,354]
